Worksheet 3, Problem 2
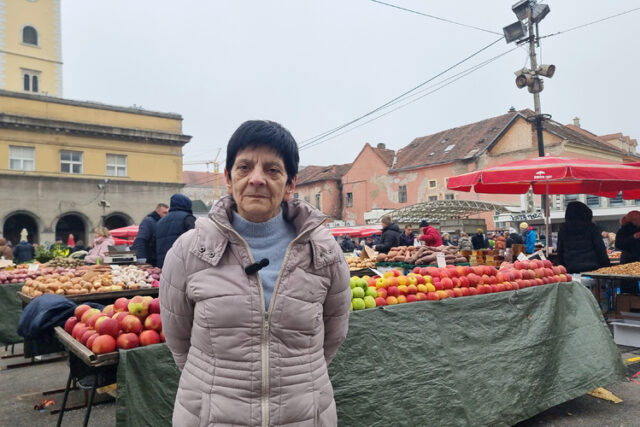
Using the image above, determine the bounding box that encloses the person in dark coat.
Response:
[70,240,87,254]
[340,235,355,252]
[471,228,489,250]
[557,201,610,274]
[505,227,524,248]
[156,195,196,268]
[0,238,14,261]
[131,203,169,266]
[14,240,34,263]
[616,210,640,265]
[375,215,401,254]
[399,225,415,246]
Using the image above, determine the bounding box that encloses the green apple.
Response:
[363,296,376,309]
[365,287,378,298]
[351,287,365,299]
[352,298,366,310]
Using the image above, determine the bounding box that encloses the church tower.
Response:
[0,0,63,96]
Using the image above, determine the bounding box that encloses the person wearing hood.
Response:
[615,210,640,265]
[520,222,536,254]
[84,227,115,264]
[155,194,196,268]
[471,228,489,250]
[131,202,169,266]
[418,220,443,247]
[557,201,610,274]
[375,215,401,253]
[506,227,524,248]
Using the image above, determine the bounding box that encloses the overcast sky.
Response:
[61,1,640,171]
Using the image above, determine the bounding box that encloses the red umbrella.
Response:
[329,227,357,237]
[109,225,139,238]
[113,237,134,246]
[355,228,382,238]
[447,155,640,197]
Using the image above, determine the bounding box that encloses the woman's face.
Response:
[225,146,296,223]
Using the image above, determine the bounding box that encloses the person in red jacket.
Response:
[418,220,443,247]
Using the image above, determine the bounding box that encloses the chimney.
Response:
[376,143,386,149]
[572,117,581,128]
[508,106,516,112]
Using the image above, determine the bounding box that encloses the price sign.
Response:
[436,252,447,268]
[28,263,39,271]
[517,252,527,261]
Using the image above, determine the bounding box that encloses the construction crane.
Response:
[183,148,223,200]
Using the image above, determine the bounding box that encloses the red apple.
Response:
[460,287,470,296]
[451,277,461,288]
[102,304,115,317]
[116,332,140,349]
[88,313,107,328]
[415,275,426,285]
[472,266,484,276]
[452,288,463,298]
[96,317,120,338]
[416,292,428,301]
[376,288,388,299]
[426,292,439,301]
[542,259,553,268]
[396,295,407,304]
[468,287,478,296]
[458,276,470,288]
[80,329,96,346]
[558,265,567,274]
[375,297,387,306]
[92,335,117,354]
[75,326,90,341]
[81,308,100,324]
[64,316,78,335]
[121,314,143,334]
[445,289,455,298]
[420,267,429,276]
[74,304,92,320]
[386,296,398,305]
[441,278,453,289]
[144,313,162,332]
[160,331,166,342]
[128,296,149,319]
[86,334,99,350]
[71,322,85,339]
[114,297,130,313]
[413,267,421,274]
[387,286,399,297]
[139,330,161,346]
[496,283,506,292]
[406,294,418,303]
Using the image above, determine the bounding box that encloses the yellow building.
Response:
[0,0,63,96]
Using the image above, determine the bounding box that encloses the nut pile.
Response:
[346,256,376,271]
[589,262,640,276]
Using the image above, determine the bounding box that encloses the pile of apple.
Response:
[63,295,164,355]
[350,259,570,310]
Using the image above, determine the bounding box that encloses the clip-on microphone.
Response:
[244,258,269,275]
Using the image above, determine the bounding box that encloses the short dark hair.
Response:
[156,203,168,210]
[226,120,299,184]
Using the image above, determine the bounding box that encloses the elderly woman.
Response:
[84,227,114,264]
[616,210,640,264]
[160,120,351,426]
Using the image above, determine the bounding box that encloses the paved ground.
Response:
[1,343,639,426]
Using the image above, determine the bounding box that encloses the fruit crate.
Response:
[17,287,158,305]
[54,326,118,367]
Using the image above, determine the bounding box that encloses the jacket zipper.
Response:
[212,216,324,427]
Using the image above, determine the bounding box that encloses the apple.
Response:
[441,278,453,289]
[366,278,377,288]
[476,285,487,295]
[510,281,519,290]
[452,288,463,298]
[114,297,130,313]
[386,296,398,305]
[504,282,514,291]
[434,281,444,291]
[514,261,526,270]
[542,259,553,268]
[117,332,140,349]
[97,317,120,338]
[375,296,387,306]
[460,287,470,296]
[102,304,115,317]
[558,265,567,274]
[426,291,439,301]
[75,326,90,341]
[397,285,408,295]
[420,267,429,276]
[160,331,166,342]
[86,334,99,350]
[88,313,107,328]
[416,284,428,294]
[121,314,143,334]
[80,329,97,346]
[94,315,110,331]
[415,275,426,285]
[81,308,101,324]
[467,274,480,286]
[113,311,130,325]
[396,295,407,304]
[74,304,92,320]
[387,286,399,297]
[416,292,428,301]
[406,294,418,303]
[489,285,499,293]
[412,267,421,274]
[468,287,478,296]
[426,283,436,292]
[144,313,162,331]
[71,322,85,339]
[92,335,117,354]
[375,278,387,289]
[436,290,449,300]
[496,283,506,292]
[376,288,388,299]
[406,284,418,294]
[128,296,149,319]
[427,267,440,278]
[148,298,161,314]
[392,269,401,277]
[64,317,78,335]
[472,266,484,276]
[139,330,161,346]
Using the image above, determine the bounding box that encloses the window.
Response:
[22,26,38,45]
[304,196,310,203]
[9,146,35,171]
[22,69,40,92]
[293,193,299,199]
[60,150,83,174]
[428,195,438,202]
[428,180,437,188]
[398,186,407,203]
[346,192,353,207]
[315,193,321,209]
[445,193,455,200]
[563,194,579,209]
[106,154,127,177]
[586,194,600,207]
[610,192,624,207]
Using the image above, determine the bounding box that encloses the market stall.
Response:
[108,281,625,427]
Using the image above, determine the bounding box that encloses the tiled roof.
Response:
[369,144,395,167]
[545,120,635,157]
[182,170,223,187]
[296,164,352,185]
[392,110,521,171]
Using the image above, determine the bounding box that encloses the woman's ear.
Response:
[224,169,233,195]
[284,176,297,201]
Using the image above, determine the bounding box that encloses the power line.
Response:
[300,46,519,151]
[370,0,502,36]
[540,7,640,40]
[298,36,504,148]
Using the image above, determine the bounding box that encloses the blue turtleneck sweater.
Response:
[232,209,297,309]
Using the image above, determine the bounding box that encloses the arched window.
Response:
[22,26,38,45]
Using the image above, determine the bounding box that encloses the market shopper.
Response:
[399,224,415,246]
[70,240,87,254]
[0,238,13,260]
[418,220,443,247]
[441,233,453,246]
[458,232,473,251]
[155,195,196,268]
[506,227,524,248]
[520,222,536,254]
[615,211,640,264]
[131,202,169,266]
[557,201,610,274]
[340,234,356,252]
[375,215,402,253]
[84,227,115,264]
[471,228,489,249]
[14,239,35,262]
[494,232,507,251]
[160,120,351,426]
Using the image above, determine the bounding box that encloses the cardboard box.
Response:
[617,294,640,315]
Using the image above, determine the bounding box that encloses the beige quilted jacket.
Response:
[160,196,351,426]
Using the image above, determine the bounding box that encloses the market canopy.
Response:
[109,225,139,238]
[385,200,511,223]
[447,155,640,198]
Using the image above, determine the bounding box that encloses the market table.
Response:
[583,272,639,315]
[113,281,626,427]
[0,282,24,347]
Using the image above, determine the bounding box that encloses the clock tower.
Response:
[0,0,63,96]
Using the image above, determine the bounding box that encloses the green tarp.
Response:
[0,283,24,346]
[115,282,626,426]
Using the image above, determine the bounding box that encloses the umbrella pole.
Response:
[545,184,550,257]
